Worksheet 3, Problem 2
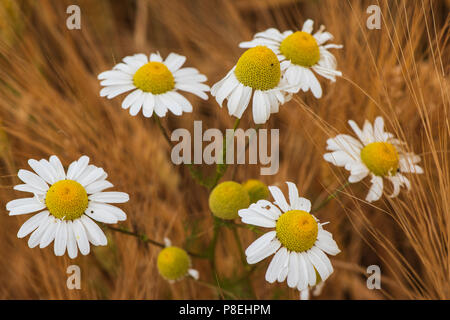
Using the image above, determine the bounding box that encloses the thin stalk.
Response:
[153,114,173,146]
[190,278,238,300]
[105,224,207,259]
[312,181,351,213]
[210,118,241,189]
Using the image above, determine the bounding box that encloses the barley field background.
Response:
[0,0,448,300]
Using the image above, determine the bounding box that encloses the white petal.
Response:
[28,159,55,185]
[87,202,126,222]
[303,252,317,286]
[77,168,106,187]
[89,192,129,204]
[244,231,276,257]
[129,91,145,116]
[307,247,330,281]
[84,180,113,194]
[304,68,322,98]
[247,238,281,264]
[150,53,163,62]
[227,83,244,116]
[300,289,310,300]
[323,150,354,167]
[28,216,52,248]
[13,184,43,195]
[212,72,239,107]
[348,120,365,143]
[67,156,90,180]
[302,19,314,33]
[287,252,300,288]
[188,269,199,280]
[268,186,289,212]
[297,253,309,291]
[101,85,135,99]
[18,169,49,192]
[366,175,383,202]
[252,90,269,124]
[286,182,300,210]
[49,155,66,181]
[72,219,90,255]
[233,85,252,118]
[164,53,186,72]
[66,221,78,259]
[316,230,340,255]
[167,91,193,113]
[80,215,107,246]
[7,197,46,216]
[84,203,119,224]
[277,249,290,283]
[121,89,142,110]
[265,247,286,283]
[54,220,68,256]
[239,208,276,228]
[175,83,208,100]
[153,95,168,117]
[142,93,155,117]
[311,246,334,276]
[17,210,50,238]
[159,92,183,116]
[39,217,59,248]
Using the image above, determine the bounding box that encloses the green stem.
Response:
[105,224,207,259]
[231,227,247,268]
[153,114,173,146]
[210,118,241,189]
[190,278,238,300]
[231,124,261,180]
[311,181,350,213]
[207,218,222,298]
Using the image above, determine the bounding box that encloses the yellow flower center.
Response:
[280,31,320,67]
[45,180,88,220]
[234,46,281,91]
[360,142,399,176]
[276,210,318,252]
[133,62,175,94]
[157,246,191,281]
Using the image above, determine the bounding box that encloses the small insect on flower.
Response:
[157,238,199,283]
[6,155,129,258]
[211,46,297,124]
[238,182,340,295]
[239,19,343,99]
[98,52,210,118]
[323,116,424,202]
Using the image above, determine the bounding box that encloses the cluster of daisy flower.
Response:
[5,19,423,300]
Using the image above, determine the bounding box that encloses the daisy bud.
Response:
[242,179,269,204]
[157,246,192,281]
[209,181,250,220]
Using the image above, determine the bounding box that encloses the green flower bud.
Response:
[242,179,269,204]
[209,181,250,220]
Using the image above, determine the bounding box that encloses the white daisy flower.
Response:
[238,181,340,295]
[211,45,297,124]
[98,52,209,118]
[239,19,343,98]
[6,155,129,259]
[324,116,424,202]
[157,238,199,283]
